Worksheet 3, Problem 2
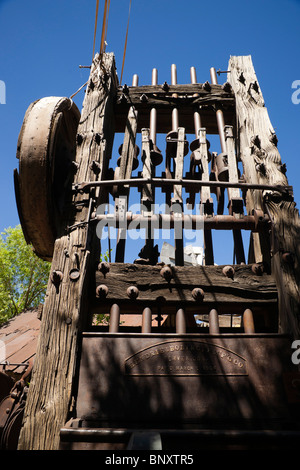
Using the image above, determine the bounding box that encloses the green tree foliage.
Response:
[0,225,51,326]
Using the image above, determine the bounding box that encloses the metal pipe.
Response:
[209,309,220,334]
[93,213,267,231]
[109,304,120,333]
[132,74,139,87]
[171,64,179,131]
[190,67,202,137]
[77,177,291,194]
[243,308,255,333]
[176,308,186,334]
[210,67,227,153]
[142,307,152,333]
[150,68,158,144]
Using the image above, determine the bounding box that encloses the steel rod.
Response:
[76,177,291,194]
[150,68,158,144]
[176,308,186,334]
[93,213,268,231]
[210,67,227,153]
[171,64,179,131]
[109,303,120,333]
[142,307,152,333]
[209,309,220,334]
[190,66,202,136]
[243,308,255,333]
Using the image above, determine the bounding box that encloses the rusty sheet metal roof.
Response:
[0,310,40,374]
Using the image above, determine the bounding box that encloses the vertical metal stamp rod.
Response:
[171,64,179,131]
[149,68,162,166]
[209,309,220,334]
[243,308,255,333]
[190,66,202,137]
[109,303,120,333]
[150,68,158,144]
[210,67,227,153]
[176,308,186,334]
[142,307,152,333]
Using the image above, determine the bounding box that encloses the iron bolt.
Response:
[202,81,211,91]
[192,288,204,302]
[222,265,235,279]
[222,82,232,93]
[76,134,83,145]
[96,284,109,298]
[282,251,294,264]
[160,266,173,282]
[89,160,101,175]
[51,270,63,285]
[251,263,264,275]
[98,261,110,276]
[127,286,139,300]
[162,81,169,91]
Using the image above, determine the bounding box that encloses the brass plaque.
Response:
[124,340,247,376]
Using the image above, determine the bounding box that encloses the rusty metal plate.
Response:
[124,340,247,376]
[76,333,297,429]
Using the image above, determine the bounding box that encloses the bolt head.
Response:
[127,286,139,299]
[192,288,204,301]
[222,265,235,279]
[160,266,173,281]
[96,284,108,298]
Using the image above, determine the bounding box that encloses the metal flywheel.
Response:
[14,96,80,261]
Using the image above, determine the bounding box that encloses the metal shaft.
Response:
[210,67,226,153]
[243,308,255,333]
[176,308,186,334]
[209,309,220,334]
[132,73,139,87]
[190,67,202,137]
[109,303,120,333]
[150,68,158,144]
[142,307,152,333]
[171,64,179,131]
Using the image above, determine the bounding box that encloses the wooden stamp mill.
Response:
[11,52,300,450]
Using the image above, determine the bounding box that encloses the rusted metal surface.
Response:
[0,310,40,375]
[74,332,298,432]
[15,97,80,261]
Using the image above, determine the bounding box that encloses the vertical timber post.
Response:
[228,55,300,338]
[18,53,117,450]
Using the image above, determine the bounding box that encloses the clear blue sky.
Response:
[0,0,300,265]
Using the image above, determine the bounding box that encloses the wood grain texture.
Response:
[18,53,118,450]
[93,263,277,317]
[228,55,300,337]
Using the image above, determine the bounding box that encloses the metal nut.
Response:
[160,266,173,282]
[192,288,204,302]
[127,286,139,300]
[96,284,108,298]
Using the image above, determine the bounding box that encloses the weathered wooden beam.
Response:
[93,263,277,315]
[115,84,235,134]
[18,53,118,450]
[228,55,300,338]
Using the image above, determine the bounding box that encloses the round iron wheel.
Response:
[14,97,80,261]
